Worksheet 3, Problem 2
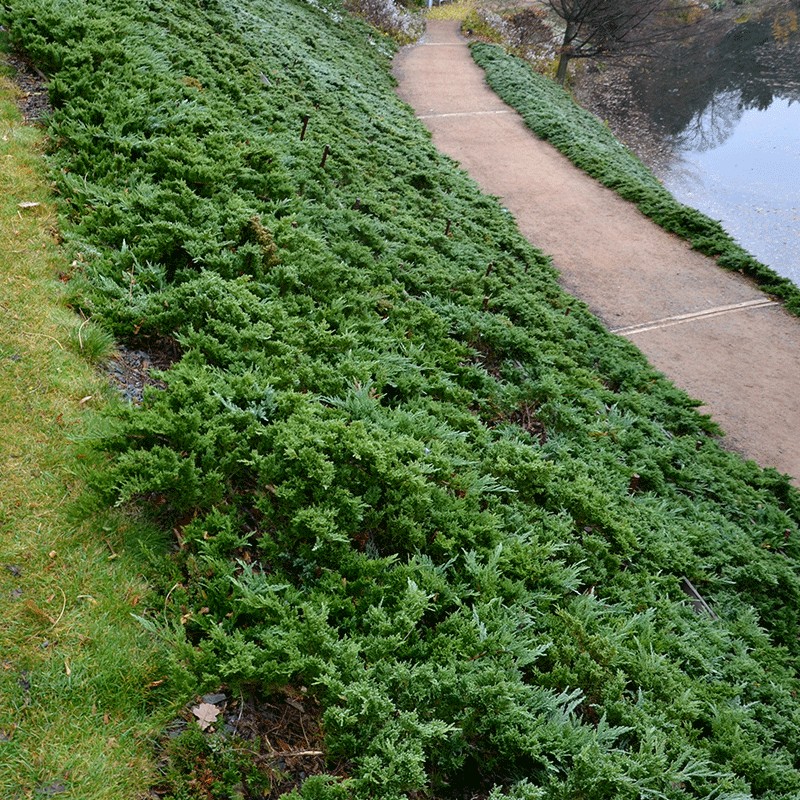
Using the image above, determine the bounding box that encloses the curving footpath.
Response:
[393,19,800,485]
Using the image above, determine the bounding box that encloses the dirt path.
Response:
[393,19,800,485]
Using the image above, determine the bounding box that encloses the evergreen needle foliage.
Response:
[3,0,800,797]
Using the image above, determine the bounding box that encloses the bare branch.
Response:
[548,0,701,84]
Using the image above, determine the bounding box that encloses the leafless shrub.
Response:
[345,0,424,41]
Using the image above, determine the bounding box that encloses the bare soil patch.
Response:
[106,338,182,404]
[1,45,51,123]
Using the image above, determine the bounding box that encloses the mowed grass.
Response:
[0,52,171,800]
[426,1,475,21]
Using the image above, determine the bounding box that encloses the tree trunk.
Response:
[555,21,577,85]
[555,52,571,84]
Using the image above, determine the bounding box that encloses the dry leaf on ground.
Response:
[192,702,221,731]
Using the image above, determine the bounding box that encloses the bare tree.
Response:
[548,0,684,84]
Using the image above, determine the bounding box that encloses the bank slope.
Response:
[3,1,800,798]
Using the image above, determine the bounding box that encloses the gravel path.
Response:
[393,19,800,484]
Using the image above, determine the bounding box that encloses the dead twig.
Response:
[50,586,67,629]
[77,317,89,351]
[163,582,181,623]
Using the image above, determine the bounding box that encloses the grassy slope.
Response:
[1,1,800,798]
[470,42,800,316]
[0,55,173,799]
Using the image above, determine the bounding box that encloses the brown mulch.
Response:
[228,689,339,796]
[106,338,181,404]
[1,43,52,123]
[153,687,349,800]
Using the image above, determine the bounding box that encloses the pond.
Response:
[628,1,800,287]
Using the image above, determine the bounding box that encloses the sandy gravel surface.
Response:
[394,20,800,484]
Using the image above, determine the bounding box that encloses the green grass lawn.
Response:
[0,48,175,800]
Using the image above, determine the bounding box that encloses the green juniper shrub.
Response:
[4,0,800,797]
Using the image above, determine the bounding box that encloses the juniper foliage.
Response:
[4,0,800,797]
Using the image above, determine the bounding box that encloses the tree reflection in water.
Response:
[630,0,800,153]
[674,89,743,152]
[618,0,800,284]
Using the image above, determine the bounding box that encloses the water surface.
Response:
[629,2,800,285]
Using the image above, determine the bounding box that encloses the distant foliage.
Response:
[471,41,800,315]
[344,0,424,41]
[3,0,800,797]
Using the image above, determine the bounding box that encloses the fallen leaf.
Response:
[285,697,305,713]
[192,702,220,731]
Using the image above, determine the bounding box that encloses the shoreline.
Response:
[567,0,800,286]
[397,19,800,482]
